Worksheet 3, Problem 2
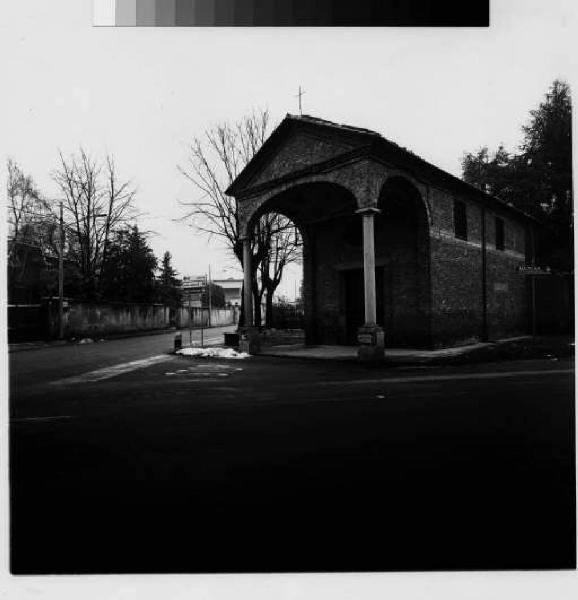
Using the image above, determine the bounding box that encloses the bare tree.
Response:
[259,216,302,328]
[179,109,301,326]
[52,148,136,298]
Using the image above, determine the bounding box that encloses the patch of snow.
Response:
[177,347,250,360]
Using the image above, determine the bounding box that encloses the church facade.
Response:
[227,115,536,354]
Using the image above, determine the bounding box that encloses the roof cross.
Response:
[295,86,306,116]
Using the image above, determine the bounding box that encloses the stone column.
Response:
[242,237,253,327]
[356,207,385,362]
[240,236,260,354]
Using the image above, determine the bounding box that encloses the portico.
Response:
[226,114,533,359]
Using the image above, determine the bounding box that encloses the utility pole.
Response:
[188,293,192,346]
[58,201,64,340]
[531,226,537,337]
[207,266,212,327]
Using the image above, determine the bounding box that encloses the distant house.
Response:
[212,278,243,307]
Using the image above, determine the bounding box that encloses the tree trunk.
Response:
[239,282,245,329]
[252,284,262,328]
[265,288,274,328]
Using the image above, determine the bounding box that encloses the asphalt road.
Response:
[9,334,576,574]
[9,325,235,390]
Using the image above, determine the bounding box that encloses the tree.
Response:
[179,109,302,327]
[462,144,515,200]
[100,226,158,303]
[521,79,572,220]
[157,251,181,308]
[521,80,573,270]
[52,148,136,299]
[202,282,226,309]
[7,159,59,302]
[259,216,302,328]
[462,79,572,270]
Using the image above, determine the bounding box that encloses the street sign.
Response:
[517,265,552,276]
[358,333,373,344]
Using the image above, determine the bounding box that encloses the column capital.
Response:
[355,207,381,216]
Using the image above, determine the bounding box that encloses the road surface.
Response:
[9,324,235,390]
[8,333,575,573]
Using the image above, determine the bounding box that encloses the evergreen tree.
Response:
[201,282,226,309]
[158,251,181,307]
[521,79,572,224]
[100,226,158,302]
[462,79,572,270]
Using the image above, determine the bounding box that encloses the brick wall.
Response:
[429,188,528,346]
[312,207,431,347]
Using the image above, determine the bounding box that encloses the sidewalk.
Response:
[259,335,575,365]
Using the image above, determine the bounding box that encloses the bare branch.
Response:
[51,148,136,297]
[179,108,301,325]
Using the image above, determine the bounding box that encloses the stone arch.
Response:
[242,181,359,345]
[378,172,432,227]
[374,175,432,347]
[244,180,359,236]
[239,172,362,239]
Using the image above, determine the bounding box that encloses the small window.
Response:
[453,200,467,240]
[495,217,505,250]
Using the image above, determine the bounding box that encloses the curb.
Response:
[253,335,567,367]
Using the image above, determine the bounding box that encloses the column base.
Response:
[239,327,261,355]
[357,325,385,363]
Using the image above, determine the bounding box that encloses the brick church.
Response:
[227,115,537,356]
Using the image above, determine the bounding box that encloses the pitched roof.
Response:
[227,114,537,223]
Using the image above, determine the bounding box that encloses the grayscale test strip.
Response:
[95,0,489,27]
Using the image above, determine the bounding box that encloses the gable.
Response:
[245,129,361,190]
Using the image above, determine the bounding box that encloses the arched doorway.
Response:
[244,209,304,339]
[375,177,431,347]
[245,181,359,345]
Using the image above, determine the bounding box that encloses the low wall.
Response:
[8,304,46,342]
[176,306,238,329]
[50,302,238,339]
[58,302,171,338]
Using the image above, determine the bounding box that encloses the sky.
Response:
[2,0,576,299]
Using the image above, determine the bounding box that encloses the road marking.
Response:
[51,354,173,385]
[188,364,242,371]
[11,415,73,423]
[165,372,229,377]
[318,368,574,387]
